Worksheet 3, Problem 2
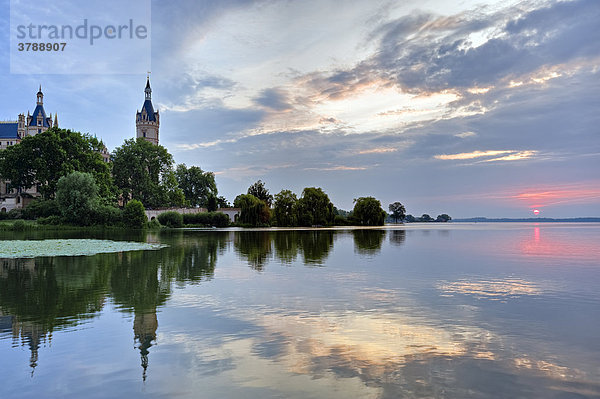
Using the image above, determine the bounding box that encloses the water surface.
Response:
[1,223,599,398]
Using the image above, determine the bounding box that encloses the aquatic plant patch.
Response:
[0,239,166,258]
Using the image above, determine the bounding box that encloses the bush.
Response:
[182,212,230,227]
[37,215,63,225]
[334,215,352,226]
[92,205,122,226]
[147,218,161,229]
[158,211,183,228]
[12,220,27,231]
[7,209,23,220]
[123,199,147,228]
[22,200,61,219]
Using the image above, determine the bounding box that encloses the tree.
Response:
[405,214,416,223]
[0,127,113,200]
[388,202,406,223]
[420,214,434,222]
[206,194,218,212]
[234,194,270,226]
[56,171,99,225]
[296,187,334,227]
[175,164,217,207]
[247,180,273,207]
[123,199,147,228]
[217,196,231,208]
[353,197,386,226]
[112,138,183,208]
[436,214,452,222]
[273,189,297,226]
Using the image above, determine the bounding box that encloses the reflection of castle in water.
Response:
[0,229,407,377]
[0,258,47,374]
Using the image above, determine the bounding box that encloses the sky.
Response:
[0,0,599,218]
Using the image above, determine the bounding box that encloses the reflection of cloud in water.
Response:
[159,289,600,397]
[438,278,542,300]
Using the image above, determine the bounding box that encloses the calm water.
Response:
[1,224,599,398]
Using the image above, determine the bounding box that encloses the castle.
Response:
[0,86,57,150]
[0,79,160,212]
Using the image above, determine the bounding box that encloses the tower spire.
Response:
[36,86,43,105]
[145,76,152,100]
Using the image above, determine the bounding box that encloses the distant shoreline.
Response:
[451,217,600,223]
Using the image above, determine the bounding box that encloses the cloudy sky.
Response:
[1,0,599,217]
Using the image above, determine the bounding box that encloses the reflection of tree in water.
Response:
[353,230,386,255]
[164,231,228,284]
[235,231,335,268]
[234,231,272,271]
[388,230,406,246]
[273,232,299,264]
[0,255,112,374]
[0,231,227,379]
[297,231,334,265]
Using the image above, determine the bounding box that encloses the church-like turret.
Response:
[136,77,160,145]
[26,86,53,136]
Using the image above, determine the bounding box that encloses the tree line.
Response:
[0,127,450,228]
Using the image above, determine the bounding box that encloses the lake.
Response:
[1,223,599,398]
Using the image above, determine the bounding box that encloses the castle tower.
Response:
[26,86,53,136]
[136,77,159,145]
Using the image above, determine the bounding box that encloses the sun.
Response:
[533,209,540,216]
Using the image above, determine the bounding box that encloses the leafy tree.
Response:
[234,194,270,226]
[436,214,452,222]
[405,214,416,223]
[420,214,434,222]
[388,202,406,223]
[247,180,273,207]
[296,187,334,227]
[112,138,183,208]
[206,194,218,212]
[0,127,113,200]
[353,197,386,226]
[175,164,217,207]
[123,199,147,228]
[273,189,297,226]
[217,196,231,208]
[56,171,99,225]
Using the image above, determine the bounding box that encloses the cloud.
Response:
[301,0,600,98]
[253,88,293,111]
[304,165,370,171]
[482,150,537,162]
[357,147,397,155]
[434,150,515,160]
[454,131,477,138]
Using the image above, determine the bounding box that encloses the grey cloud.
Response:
[253,88,293,111]
[304,0,600,96]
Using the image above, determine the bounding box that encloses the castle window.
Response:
[38,129,41,134]
[38,120,41,126]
